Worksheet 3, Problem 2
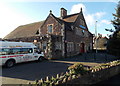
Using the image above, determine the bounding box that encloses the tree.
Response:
[111,1,120,31]
[107,1,120,56]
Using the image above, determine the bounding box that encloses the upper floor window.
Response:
[80,19,85,26]
[47,24,53,33]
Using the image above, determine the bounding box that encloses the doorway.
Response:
[80,43,85,53]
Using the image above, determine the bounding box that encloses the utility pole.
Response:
[95,21,98,53]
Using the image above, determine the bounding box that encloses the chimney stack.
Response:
[60,8,67,18]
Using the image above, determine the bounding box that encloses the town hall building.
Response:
[4,8,93,59]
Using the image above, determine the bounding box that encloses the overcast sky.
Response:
[0,0,119,38]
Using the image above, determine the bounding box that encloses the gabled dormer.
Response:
[40,10,63,36]
[73,8,88,31]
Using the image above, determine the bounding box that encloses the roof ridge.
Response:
[63,13,79,19]
[19,20,45,27]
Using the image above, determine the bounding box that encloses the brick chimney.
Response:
[60,8,67,18]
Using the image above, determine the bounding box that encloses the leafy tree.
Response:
[107,1,120,56]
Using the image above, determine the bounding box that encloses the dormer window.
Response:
[71,26,74,30]
[80,19,85,26]
[47,24,53,33]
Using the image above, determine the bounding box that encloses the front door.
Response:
[80,43,85,53]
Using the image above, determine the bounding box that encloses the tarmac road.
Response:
[1,60,70,84]
[1,52,118,84]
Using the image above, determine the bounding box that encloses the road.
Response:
[1,52,118,84]
[1,60,70,84]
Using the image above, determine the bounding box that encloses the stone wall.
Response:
[62,64,120,85]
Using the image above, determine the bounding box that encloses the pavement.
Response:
[0,76,32,84]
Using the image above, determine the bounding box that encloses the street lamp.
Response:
[95,21,98,53]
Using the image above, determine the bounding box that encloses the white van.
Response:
[0,41,45,67]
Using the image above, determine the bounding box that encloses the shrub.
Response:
[68,63,89,75]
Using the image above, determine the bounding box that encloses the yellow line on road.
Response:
[51,60,101,66]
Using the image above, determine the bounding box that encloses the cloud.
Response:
[94,12,106,19]
[101,20,111,24]
[85,14,95,26]
[85,12,106,27]
[70,3,86,14]
[70,3,106,28]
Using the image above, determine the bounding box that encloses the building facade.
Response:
[4,8,93,59]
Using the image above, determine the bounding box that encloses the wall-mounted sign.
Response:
[79,25,86,29]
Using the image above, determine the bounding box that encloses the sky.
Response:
[0,0,119,38]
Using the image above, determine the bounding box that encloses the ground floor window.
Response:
[43,42,47,50]
[67,42,74,52]
[55,42,61,50]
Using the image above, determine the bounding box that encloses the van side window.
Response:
[28,48,33,53]
[0,48,33,55]
[0,48,11,55]
[12,48,21,54]
[21,48,33,54]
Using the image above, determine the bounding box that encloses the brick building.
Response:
[4,8,93,59]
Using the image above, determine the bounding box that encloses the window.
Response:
[80,19,85,26]
[0,48,11,55]
[77,43,80,51]
[21,48,33,54]
[67,42,74,52]
[43,42,47,50]
[55,42,61,50]
[12,48,21,54]
[48,24,53,33]
[0,48,33,55]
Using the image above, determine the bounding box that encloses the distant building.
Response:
[93,34,108,50]
[4,8,93,59]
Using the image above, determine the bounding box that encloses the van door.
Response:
[21,48,35,62]
[32,48,39,60]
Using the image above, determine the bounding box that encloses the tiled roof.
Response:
[63,13,79,22]
[4,12,80,39]
[4,21,44,39]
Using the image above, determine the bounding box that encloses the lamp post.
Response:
[95,21,98,53]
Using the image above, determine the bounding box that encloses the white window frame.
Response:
[47,24,54,34]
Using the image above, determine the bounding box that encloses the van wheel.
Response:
[5,60,15,68]
[38,56,44,62]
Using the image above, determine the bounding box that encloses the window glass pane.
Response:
[0,48,33,55]
[12,48,21,54]
[21,48,33,54]
[0,48,11,55]
[28,48,33,53]
[48,25,53,33]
